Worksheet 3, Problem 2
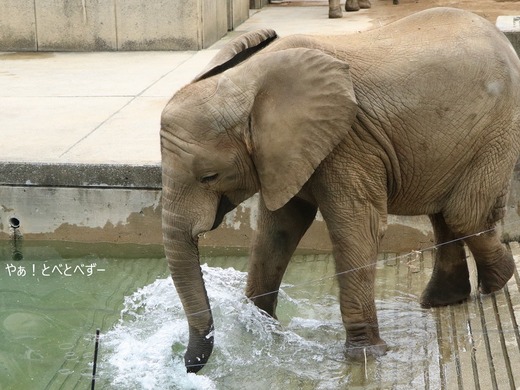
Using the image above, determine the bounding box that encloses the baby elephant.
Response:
[160,8,520,372]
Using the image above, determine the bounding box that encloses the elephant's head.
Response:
[160,30,357,372]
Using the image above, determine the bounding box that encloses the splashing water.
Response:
[101,265,347,389]
[100,260,439,390]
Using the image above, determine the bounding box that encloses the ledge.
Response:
[0,162,161,189]
[497,15,520,56]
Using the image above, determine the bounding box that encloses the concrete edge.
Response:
[0,162,161,189]
[496,15,520,57]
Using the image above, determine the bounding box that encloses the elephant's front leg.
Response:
[322,199,388,359]
[246,196,317,317]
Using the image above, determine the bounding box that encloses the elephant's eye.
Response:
[200,173,219,184]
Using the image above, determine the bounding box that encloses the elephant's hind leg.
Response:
[463,188,515,294]
[245,196,317,318]
[345,0,360,12]
[345,0,371,11]
[465,231,515,295]
[420,213,471,308]
[440,146,517,296]
[328,0,343,18]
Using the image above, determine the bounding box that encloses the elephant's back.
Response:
[329,6,520,131]
[325,8,520,213]
[328,7,517,67]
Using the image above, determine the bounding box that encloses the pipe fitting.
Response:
[8,216,23,261]
[9,217,20,229]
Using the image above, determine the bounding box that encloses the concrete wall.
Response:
[497,16,520,57]
[1,163,519,254]
[0,0,250,51]
[229,0,250,30]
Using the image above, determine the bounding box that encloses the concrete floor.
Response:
[1,4,519,247]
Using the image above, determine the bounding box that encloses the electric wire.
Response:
[185,221,516,319]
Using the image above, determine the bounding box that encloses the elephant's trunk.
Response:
[161,174,217,373]
[163,210,214,373]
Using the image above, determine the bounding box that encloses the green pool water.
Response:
[0,241,168,389]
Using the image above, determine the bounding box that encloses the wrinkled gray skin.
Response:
[160,8,520,373]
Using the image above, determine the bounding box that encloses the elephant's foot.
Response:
[184,325,214,373]
[393,0,399,4]
[329,7,343,18]
[345,0,360,12]
[344,322,387,359]
[420,262,471,308]
[358,0,371,9]
[344,337,387,360]
[247,290,278,319]
[477,250,515,294]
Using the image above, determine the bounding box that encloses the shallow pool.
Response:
[1,242,519,389]
[0,241,167,389]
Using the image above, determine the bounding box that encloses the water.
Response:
[0,241,168,390]
[101,253,441,390]
[3,242,517,389]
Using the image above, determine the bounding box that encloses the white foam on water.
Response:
[101,264,441,389]
[101,276,216,389]
[101,265,349,389]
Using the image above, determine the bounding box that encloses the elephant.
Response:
[160,7,520,373]
[327,0,399,18]
[329,0,372,18]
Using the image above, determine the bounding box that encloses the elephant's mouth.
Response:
[211,195,236,230]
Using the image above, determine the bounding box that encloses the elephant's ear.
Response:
[227,48,357,211]
[193,29,277,82]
